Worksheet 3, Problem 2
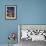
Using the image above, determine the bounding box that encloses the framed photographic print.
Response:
[5,5,16,20]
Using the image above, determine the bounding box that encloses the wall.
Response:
[0,0,46,44]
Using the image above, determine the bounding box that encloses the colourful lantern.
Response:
[8,32,16,41]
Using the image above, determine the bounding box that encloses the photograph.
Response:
[5,5,16,20]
